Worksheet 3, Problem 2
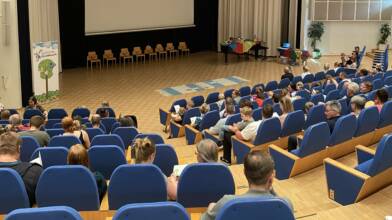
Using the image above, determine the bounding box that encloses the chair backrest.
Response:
[323,84,337,95]
[292,97,306,111]
[302,74,314,84]
[314,71,326,81]
[338,98,349,115]
[45,128,65,138]
[304,104,326,129]
[144,45,154,54]
[100,117,117,133]
[153,144,179,177]
[198,110,220,131]
[112,127,139,149]
[325,89,340,102]
[48,135,82,149]
[108,164,167,210]
[20,136,41,162]
[45,119,62,129]
[166,43,175,50]
[112,202,189,220]
[36,165,100,211]
[178,41,188,49]
[384,76,392,86]
[278,78,290,89]
[87,51,98,59]
[53,123,63,129]
[262,98,273,108]
[215,198,295,220]
[169,99,187,112]
[47,108,67,119]
[254,117,282,145]
[292,76,302,85]
[134,133,164,145]
[205,92,219,104]
[177,163,235,208]
[239,86,251,96]
[5,206,83,220]
[252,108,263,121]
[224,88,234,98]
[91,134,125,151]
[133,47,143,55]
[191,95,205,107]
[310,93,324,105]
[0,168,29,214]
[182,108,201,125]
[71,108,90,119]
[354,106,379,137]
[281,110,305,137]
[272,103,282,115]
[367,135,392,176]
[225,113,242,125]
[95,107,116,118]
[209,103,219,112]
[328,114,357,146]
[88,145,126,179]
[156,44,165,52]
[120,48,130,56]
[23,109,43,119]
[296,122,330,157]
[296,90,311,101]
[31,147,68,169]
[251,83,264,94]
[378,101,392,128]
[85,127,105,142]
[265,80,278,91]
[372,78,384,90]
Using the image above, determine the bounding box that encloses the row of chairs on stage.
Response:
[87,42,191,69]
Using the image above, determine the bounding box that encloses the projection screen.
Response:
[85,0,195,35]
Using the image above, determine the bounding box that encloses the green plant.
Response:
[307,21,325,50]
[378,23,391,45]
[38,59,56,98]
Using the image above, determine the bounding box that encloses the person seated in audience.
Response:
[191,103,210,129]
[324,74,338,87]
[324,100,342,133]
[97,108,109,118]
[339,53,347,67]
[346,55,357,69]
[357,68,369,78]
[0,131,43,206]
[350,95,366,118]
[91,114,101,128]
[333,62,341,72]
[304,102,315,117]
[366,89,389,112]
[0,109,10,120]
[7,114,29,132]
[234,104,274,143]
[338,72,351,83]
[323,63,330,73]
[19,116,49,147]
[345,82,360,105]
[253,87,265,108]
[167,139,219,200]
[281,66,294,81]
[67,144,107,202]
[220,97,235,118]
[25,96,46,116]
[232,89,241,104]
[201,151,293,220]
[354,46,360,58]
[221,106,254,164]
[360,81,372,94]
[278,96,294,127]
[216,93,225,109]
[372,63,383,74]
[301,65,311,79]
[206,104,236,144]
[118,115,136,127]
[238,98,252,109]
[101,101,110,108]
[62,117,90,149]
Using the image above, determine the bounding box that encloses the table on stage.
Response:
[220,39,268,64]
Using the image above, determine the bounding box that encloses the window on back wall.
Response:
[311,0,392,21]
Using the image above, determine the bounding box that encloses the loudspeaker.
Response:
[1,0,10,46]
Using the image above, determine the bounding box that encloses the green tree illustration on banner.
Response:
[38,59,56,98]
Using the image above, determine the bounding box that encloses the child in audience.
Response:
[323,63,330,73]
[62,117,90,149]
[25,96,47,117]
[67,144,107,202]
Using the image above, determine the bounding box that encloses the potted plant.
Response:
[307,21,325,59]
[378,23,391,50]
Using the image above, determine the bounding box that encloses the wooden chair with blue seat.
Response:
[153,144,179,177]
[269,122,330,180]
[20,136,41,162]
[30,147,68,169]
[370,101,392,144]
[205,92,219,104]
[304,104,326,129]
[203,113,242,145]
[265,80,278,92]
[23,109,43,120]
[231,117,281,164]
[191,95,204,107]
[112,202,189,220]
[48,135,81,149]
[71,107,90,119]
[134,133,164,145]
[85,127,105,142]
[100,117,117,134]
[88,145,127,180]
[350,106,380,147]
[47,108,68,119]
[314,71,326,82]
[91,134,125,152]
[239,86,251,96]
[324,134,392,205]
[302,74,314,84]
[278,78,290,89]
[0,168,30,214]
[325,89,340,102]
[296,90,311,102]
[45,128,64,138]
[278,110,305,148]
[323,84,337,96]
[251,83,264,94]
[5,206,83,220]
[112,127,139,150]
[310,93,325,105]
[184,110,220,145]
[159,98,187,128]
[292,97,306,111]
[170,107,200,138]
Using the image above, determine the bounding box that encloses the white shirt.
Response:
[241,120,262,143]
[301,72,311,79]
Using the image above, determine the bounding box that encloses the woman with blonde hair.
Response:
[134,138,156,164]
[67,144,107,201]
[279,96,294,126]
[62,117,90,148]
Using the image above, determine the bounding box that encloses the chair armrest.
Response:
[232,136,254,149]
[232,136,254,164]
[185,124,199,133]
[324,158,369,179]
[185,125,201,145]
[355,145,376,164]
[269,144,299,160]
[269,144,298,180]
[159,108,171,126]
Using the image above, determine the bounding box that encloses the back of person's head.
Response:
[334,62,340,67]
[339,72,347,79]
[255,87,265,99]
[101,101,110,107]
[0,132,20,157]
[91,114,101,126]
[196,139,218,163]
[375,89,389,104]
[225,97,234,106]
[240,106,253,117]
[134,138,156,164]
[232,89,240,98]
[28,96,38,105]
[359,69,368,76]
[272,93,281,103]
[218,93,225,100]
[225,104,235,115]
[67,144,89,167]
[119,116,134,127]
[262,104,273,119]
[347,82,360,96]
[62,116,75,132]
[296,82,304,90]
[303,65,310,72]
[244,151,275,186]
[0,110,10,120]
[279,96,294,114]
[323,63,330,71]
[325,100,342,116]
[30,115,44,129]
[200,103,210,114]
[239,99,252,109]
[9,114,21,126]
[304,102,315,114]
[350,95,366,112]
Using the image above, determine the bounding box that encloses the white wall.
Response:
[0,0,22,108]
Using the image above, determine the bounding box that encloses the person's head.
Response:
[0,132,21,160]
[255,87,265,99]
[225,97,234,106]
[232,89,240,98]
[186,100,194,109]
[296,82,304,91]
[119,116,134,127]
[281,88,289,97]
[374,89,389,105]
[325,74,333,81]
[262,104,273,119]
[350,95,366,114]
[283,66,292,74]
[101,101,110,107]
[225,104,235,115]
[375,63,382,72]
[239,99,252,109]
[98,108,109,118]
[240,106,253,121]
[360,81,372,94]
[200,103,210,115]
[334,62,340,68]
[323,63,330,71]
[325,100,342,119]
[0,110,10,120]
[91,114,101,127]
[304,102,315,114]
[244,151,275,189]
[354,46,360,52]
[9,114,21,127]
[272,93,281,103]
[62,116,75,133]
[67,144,88,167]
[279,96,294,114]
[28,96,38,107]
[178,107,186,116]
[134,138,156,164]
[195,139,218,163]
[303,65,310,72]
[218,93,225,101]
[359,69,368,77]
[339,72,347,80]
[30,116,45,129]
[347,82,360,98]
